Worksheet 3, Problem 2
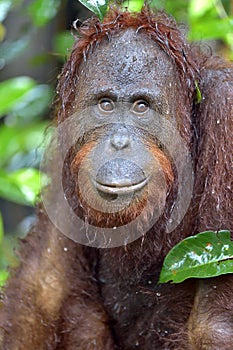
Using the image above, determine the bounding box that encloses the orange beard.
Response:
[70,140,174,229]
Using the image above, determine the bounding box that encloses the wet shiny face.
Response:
[76,29,180,119]
[68,29,182,227]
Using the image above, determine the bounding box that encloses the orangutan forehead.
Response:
[87,29,174,75]
[78,28,177,91]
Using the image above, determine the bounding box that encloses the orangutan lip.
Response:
[93,176,150,195]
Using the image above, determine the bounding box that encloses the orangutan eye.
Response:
[98,98,115,113]
[132,99,150,115]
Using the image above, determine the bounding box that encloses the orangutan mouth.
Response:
[93,176,150,195]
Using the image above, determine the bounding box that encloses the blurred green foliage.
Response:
[27,0,62,27]
[0,0,232,285]
[0,0,70,285]
[153,0,233,55]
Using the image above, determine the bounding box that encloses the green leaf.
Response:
[0,168,41,206]
[0,235,19,270]
[8,84,53,122]
[188,0,213,18]
[195,80,202,103]
[159,230,233,284]
[54,31,75,60]
[122,0,144,12]
[0,122,46,168]
[78,0,108,21]
[0,270,9,287]
[27,0,61,27]
[0,77,36,117]
[189,18,233,41]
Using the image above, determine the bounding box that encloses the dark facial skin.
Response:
[76,29,180,114]
[69,29,184,228]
